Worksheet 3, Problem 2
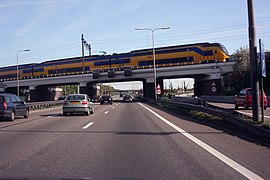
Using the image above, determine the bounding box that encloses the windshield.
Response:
[219,43,230,55]
[66,95,85,100]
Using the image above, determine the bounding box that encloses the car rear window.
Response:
[4,96,11,103]
[0,96,4,103]
[66,95,85,101]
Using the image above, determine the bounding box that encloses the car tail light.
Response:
[3,102,7,109]
[63,101,69,105]
[82,101,88,105]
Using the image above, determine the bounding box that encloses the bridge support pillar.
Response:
[79,83,97,99]
[143,78,164,99]
[194,74,221,96]
[143,82,155,99]
[29,86,50,102]
[4,87,16,95]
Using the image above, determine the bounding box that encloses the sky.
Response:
[0,0,270,90]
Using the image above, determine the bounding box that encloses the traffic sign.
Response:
[211,86,217,93]
[211,81,217,93]
[156,84,161,95]
[259,39,266,78]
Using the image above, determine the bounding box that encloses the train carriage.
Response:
[0,42,229,81]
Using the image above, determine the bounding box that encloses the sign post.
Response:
[259,39,266,123]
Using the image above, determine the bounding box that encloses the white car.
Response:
[62,94,94,116]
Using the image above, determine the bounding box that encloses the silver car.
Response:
[62,94,94,116]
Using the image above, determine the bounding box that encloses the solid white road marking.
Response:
[139,103,263,180]
[82,122,94,129]
[104,111,109,114]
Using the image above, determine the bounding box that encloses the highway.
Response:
[0,102,269,179]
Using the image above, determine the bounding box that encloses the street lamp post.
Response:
[135,27,170,99]
[99,51,114,69]
[17,49,30,96]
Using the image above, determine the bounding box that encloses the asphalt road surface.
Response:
[0,102,269,179]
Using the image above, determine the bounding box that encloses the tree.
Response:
[99,85,115,95]
[232,46,251,92]
[222,47,270,95]
[60,85,79,95]
[222,47,250,94]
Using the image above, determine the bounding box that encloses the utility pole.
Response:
[81,34,85,73]
[81,34,91,73]
[247,0,260,122]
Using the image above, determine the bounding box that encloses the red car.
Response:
[234,88,268,110]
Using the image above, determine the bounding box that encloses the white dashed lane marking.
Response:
[82,122,94,129]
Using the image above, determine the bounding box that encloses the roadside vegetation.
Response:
[222,47,270,95]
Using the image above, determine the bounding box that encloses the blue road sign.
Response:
[259,39,266,78]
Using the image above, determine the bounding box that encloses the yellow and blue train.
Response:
[0,42,229,81]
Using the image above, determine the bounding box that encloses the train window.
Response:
[172,59,178,63]
[215,50,217,54]
[48,66,90,74]
[187,56,194,62]
[204,50,213,56]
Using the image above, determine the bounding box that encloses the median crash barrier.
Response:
[172,96,205,106]
[200,95,270,107]
[26,100,63,110]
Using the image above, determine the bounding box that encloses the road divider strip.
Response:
[82,122,94,129]
[238,111,270,119]
[139,102,263,180]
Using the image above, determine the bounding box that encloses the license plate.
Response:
[104,101,108,103]
[71,102,80,104]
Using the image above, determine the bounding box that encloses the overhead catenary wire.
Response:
[1,21,270,67]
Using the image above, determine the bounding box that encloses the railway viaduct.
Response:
[0,62,234,101]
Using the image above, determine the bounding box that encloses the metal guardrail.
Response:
[200,95,270,106]
[26,100,63,110]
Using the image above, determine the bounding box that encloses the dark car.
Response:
[100,95,113,105]
[0,93,29,121]
[123,95,133,102]
[234,88,268,110]
[58,96,66,100]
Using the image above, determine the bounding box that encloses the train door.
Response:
[213,49,217,62]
